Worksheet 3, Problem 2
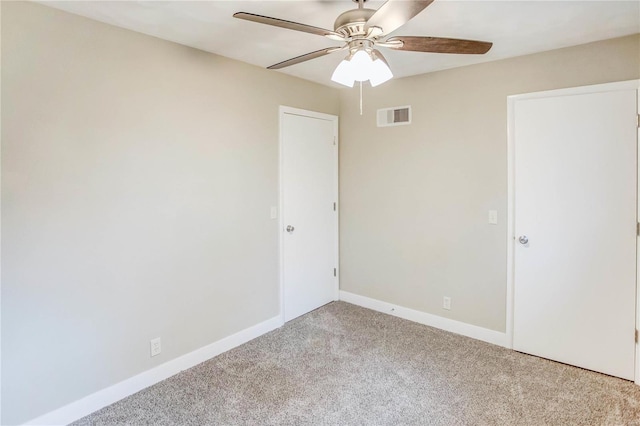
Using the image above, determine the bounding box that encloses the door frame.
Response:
[505,79,640,384]
[278,106,340,324]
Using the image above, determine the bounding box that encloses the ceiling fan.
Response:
[233,0,493,87]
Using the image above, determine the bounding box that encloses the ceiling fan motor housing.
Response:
[334,9,376,38]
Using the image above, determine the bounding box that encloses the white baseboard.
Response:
[24,316,284,426]
[339,291,507,347]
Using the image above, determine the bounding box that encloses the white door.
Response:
[512,86,637,380]
[281,108,338,322]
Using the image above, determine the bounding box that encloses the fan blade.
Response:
[268,47,339,70]
[234,12,344,40]
[385,36,493,54]
[364,0,434,36]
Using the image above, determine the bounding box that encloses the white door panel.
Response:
[282,111,337,322]
[513,89,637,380]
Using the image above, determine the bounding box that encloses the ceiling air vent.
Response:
[377,106,411,127]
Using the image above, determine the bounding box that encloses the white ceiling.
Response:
[38,1,640,87]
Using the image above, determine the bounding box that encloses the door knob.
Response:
[286,225,295,233]
[518,235,528,244]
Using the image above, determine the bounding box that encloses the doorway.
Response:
[280,106,339,322]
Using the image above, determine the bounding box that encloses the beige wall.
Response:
[1,2,338,424]
[3,1,639,423]
[339,34,640,333]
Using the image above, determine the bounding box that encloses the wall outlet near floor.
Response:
[150,337,161,357]
[443,297,452,310]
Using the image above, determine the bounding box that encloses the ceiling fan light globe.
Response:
[369,58,393,87]
[350,49,374,81]
[331,59,355,87]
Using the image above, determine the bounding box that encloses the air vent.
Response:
[377,105,411,127]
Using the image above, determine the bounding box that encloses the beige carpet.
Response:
[73,302,640,425]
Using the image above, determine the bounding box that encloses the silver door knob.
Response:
[518,235,528,244]
[286,225,295,233]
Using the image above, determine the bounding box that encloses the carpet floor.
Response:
[73,302,640,425]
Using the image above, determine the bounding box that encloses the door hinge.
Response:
[333,202,336,211]
[333,268,337,277]
[637,114,640,128]
[637,222,639,236]
[636,329,638,343]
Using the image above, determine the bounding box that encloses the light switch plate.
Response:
[270,206,278,219]
[488,210,498,225]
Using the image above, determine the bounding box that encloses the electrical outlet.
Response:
[443,297,452,310]
[150,337,161,357]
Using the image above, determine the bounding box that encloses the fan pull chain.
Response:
[359,81,363,116]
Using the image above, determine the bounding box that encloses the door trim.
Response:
[506,79,640,383]
[278,106,339,324]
